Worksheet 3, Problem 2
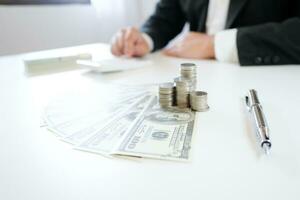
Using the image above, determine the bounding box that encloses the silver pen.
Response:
[245,89,271,155]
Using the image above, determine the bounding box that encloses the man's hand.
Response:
[163,32,215,59]
[111,27,150,57]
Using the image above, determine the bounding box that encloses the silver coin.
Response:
[180,63,196,71]
[174,77,192,83]
[159,82,174,89]
[159,97,173,100]
[181,70,197,74]
[159,93,173,97]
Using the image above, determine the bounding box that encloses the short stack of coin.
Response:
[190,91,209,112]
[174,77,194,108]
[180,63,197,90]
[159,82,175,108]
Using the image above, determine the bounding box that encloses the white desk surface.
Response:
[0,43,300,200]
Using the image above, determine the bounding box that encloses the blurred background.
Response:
[0,0,158,55]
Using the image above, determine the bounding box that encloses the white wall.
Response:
[0,1,158,56]
[0,5,103,55]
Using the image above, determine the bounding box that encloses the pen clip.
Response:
[245,89,260,112]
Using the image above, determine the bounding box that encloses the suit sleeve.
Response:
[141,0,185,51]
[237,17,300,66]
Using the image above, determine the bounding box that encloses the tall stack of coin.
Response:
[174,77,194,108]
[180,63,197,90]
[190,91,209,112]
[159,82,175,108]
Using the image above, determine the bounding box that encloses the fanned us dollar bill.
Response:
[112,96,195,161]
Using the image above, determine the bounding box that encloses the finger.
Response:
[116,29,126,55]
[131,37,150,57]
[132,43,148,57]
[124,27,138,41]
[124,28,139,57]
[111,44,121,56]
[163,47,179,57]
[124,40,134,57]
[110,36,122,56]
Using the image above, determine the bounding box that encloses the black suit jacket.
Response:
[141,0,300,66]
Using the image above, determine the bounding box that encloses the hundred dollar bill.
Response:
[75,94,152,155]
[61,93,149,144]
[112,96,195,161]
[44,92,147,141]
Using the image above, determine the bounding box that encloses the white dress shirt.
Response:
[143,0,239,63]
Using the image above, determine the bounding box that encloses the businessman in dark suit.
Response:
[110,0,300,66]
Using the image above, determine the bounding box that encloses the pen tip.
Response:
[262,144,271,155]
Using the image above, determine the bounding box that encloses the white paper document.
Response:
[77,57,152,73]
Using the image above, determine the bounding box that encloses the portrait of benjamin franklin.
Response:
[144,110,194,125]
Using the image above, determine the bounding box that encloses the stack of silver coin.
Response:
[158,63,209,112]
[180,63,197,90]
[159,82,175,108]
[174,77,194,108]
[190,91,209,112]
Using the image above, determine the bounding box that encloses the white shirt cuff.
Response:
[215,29,239,63]
[142,33,154,52]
